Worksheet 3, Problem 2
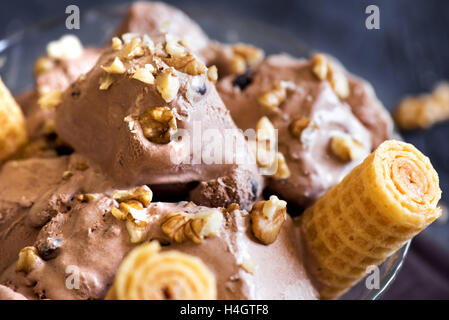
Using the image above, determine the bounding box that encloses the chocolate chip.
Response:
[71,90,81,98]
[55,145,74,156]
[250,179,258,196]
[196,83,207,95]
[37,237,62,260]
[232,70,253,90]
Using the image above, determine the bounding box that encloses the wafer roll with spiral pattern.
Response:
[106,241,216,300]
[301,140,441,299]
[0,78,27,160]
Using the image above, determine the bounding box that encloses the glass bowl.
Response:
[0,2,410,300]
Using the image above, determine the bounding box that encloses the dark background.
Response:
[1,0,448,299]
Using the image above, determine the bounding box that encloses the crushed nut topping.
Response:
[250,195,287,245]
[121,37,145,60]
[101,57,126,74]
[232,44,264,67]
[330,133,367,162]
[99,73,116,90]
[161,209,223,244]
[110,186,153,243]
[258,82,287,114]
[142,34,155,52]
[34,56,55,76]
[75,161,88,171]
[46,35,83,60]
[165,34,187,58]
[311,53,350,99]
[16,246,42,273]
[163,54,207,76]
[139,106,177,144]
[207,65,218,82]
[156,69,180,102]
[131,64,155,85]
[62,170,73,180]
[121,33,140,44]
[394,82,449,130]
[251,117,277,168]
[111,37,123,50]
[230,54,247,74]
[38,90,62,110]
[125,219,147,243]
[290,116,311,138]
[112,185,153,207]
[75,193,96,203]
[273,152,291,180]
[241,258,256,274]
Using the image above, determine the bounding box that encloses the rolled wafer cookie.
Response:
[106,241,216,300]
[301,140,441,299]
[0,78,27,160]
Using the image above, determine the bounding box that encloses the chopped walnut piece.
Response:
[252,117,277,168]
[111,185,153,207]
[101,57,126,74]
[241,258,256,274]
[156,69,180,102]
[250,195,287,245]
[330,133,366,162]
[121,37,145,60]
[34,56,55,76]
[142,34,155,52]
[329,70,350,99]
[256,116,276,141]
[99,73,116,90]
[161,209,223,244]
[232,44,264,66]
[62,171,73,180]
[165,34,187,58]
[75,193,96,203]
[139,106,177,144]
[230,54,247,74]
[132,64,155,85]
[226,203,240,212]
[207,65,218,82]
[111,37,123,50]
[110,186,153,243]
[163,54,207,76]
[312,53,329,80]
[38,90,62,110]
[258,83,287,114]
[75,161,88,171]
[126,219,147,243]
[290,116,311,138]
[311,53,350,99]
[46,35,83,60]
[273,152,291,180]
[16,247,42,273]
[394,83,449,130]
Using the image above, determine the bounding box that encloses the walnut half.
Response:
[161,209,223,244]
[250,195,287,245]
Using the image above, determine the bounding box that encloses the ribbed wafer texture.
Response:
[0,78,27,160]
[106,241,216,300]
[301,140,441,299]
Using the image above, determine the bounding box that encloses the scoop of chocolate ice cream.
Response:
[55,34,262,209]
[217,54,387,206]
[1,198,317,300]
[16,47,101,142]
[115,1,209,53]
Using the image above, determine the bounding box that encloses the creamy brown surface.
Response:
[0,197,317,300]
[217,54,392,206]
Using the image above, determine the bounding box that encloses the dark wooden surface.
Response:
[1,0,449,299]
